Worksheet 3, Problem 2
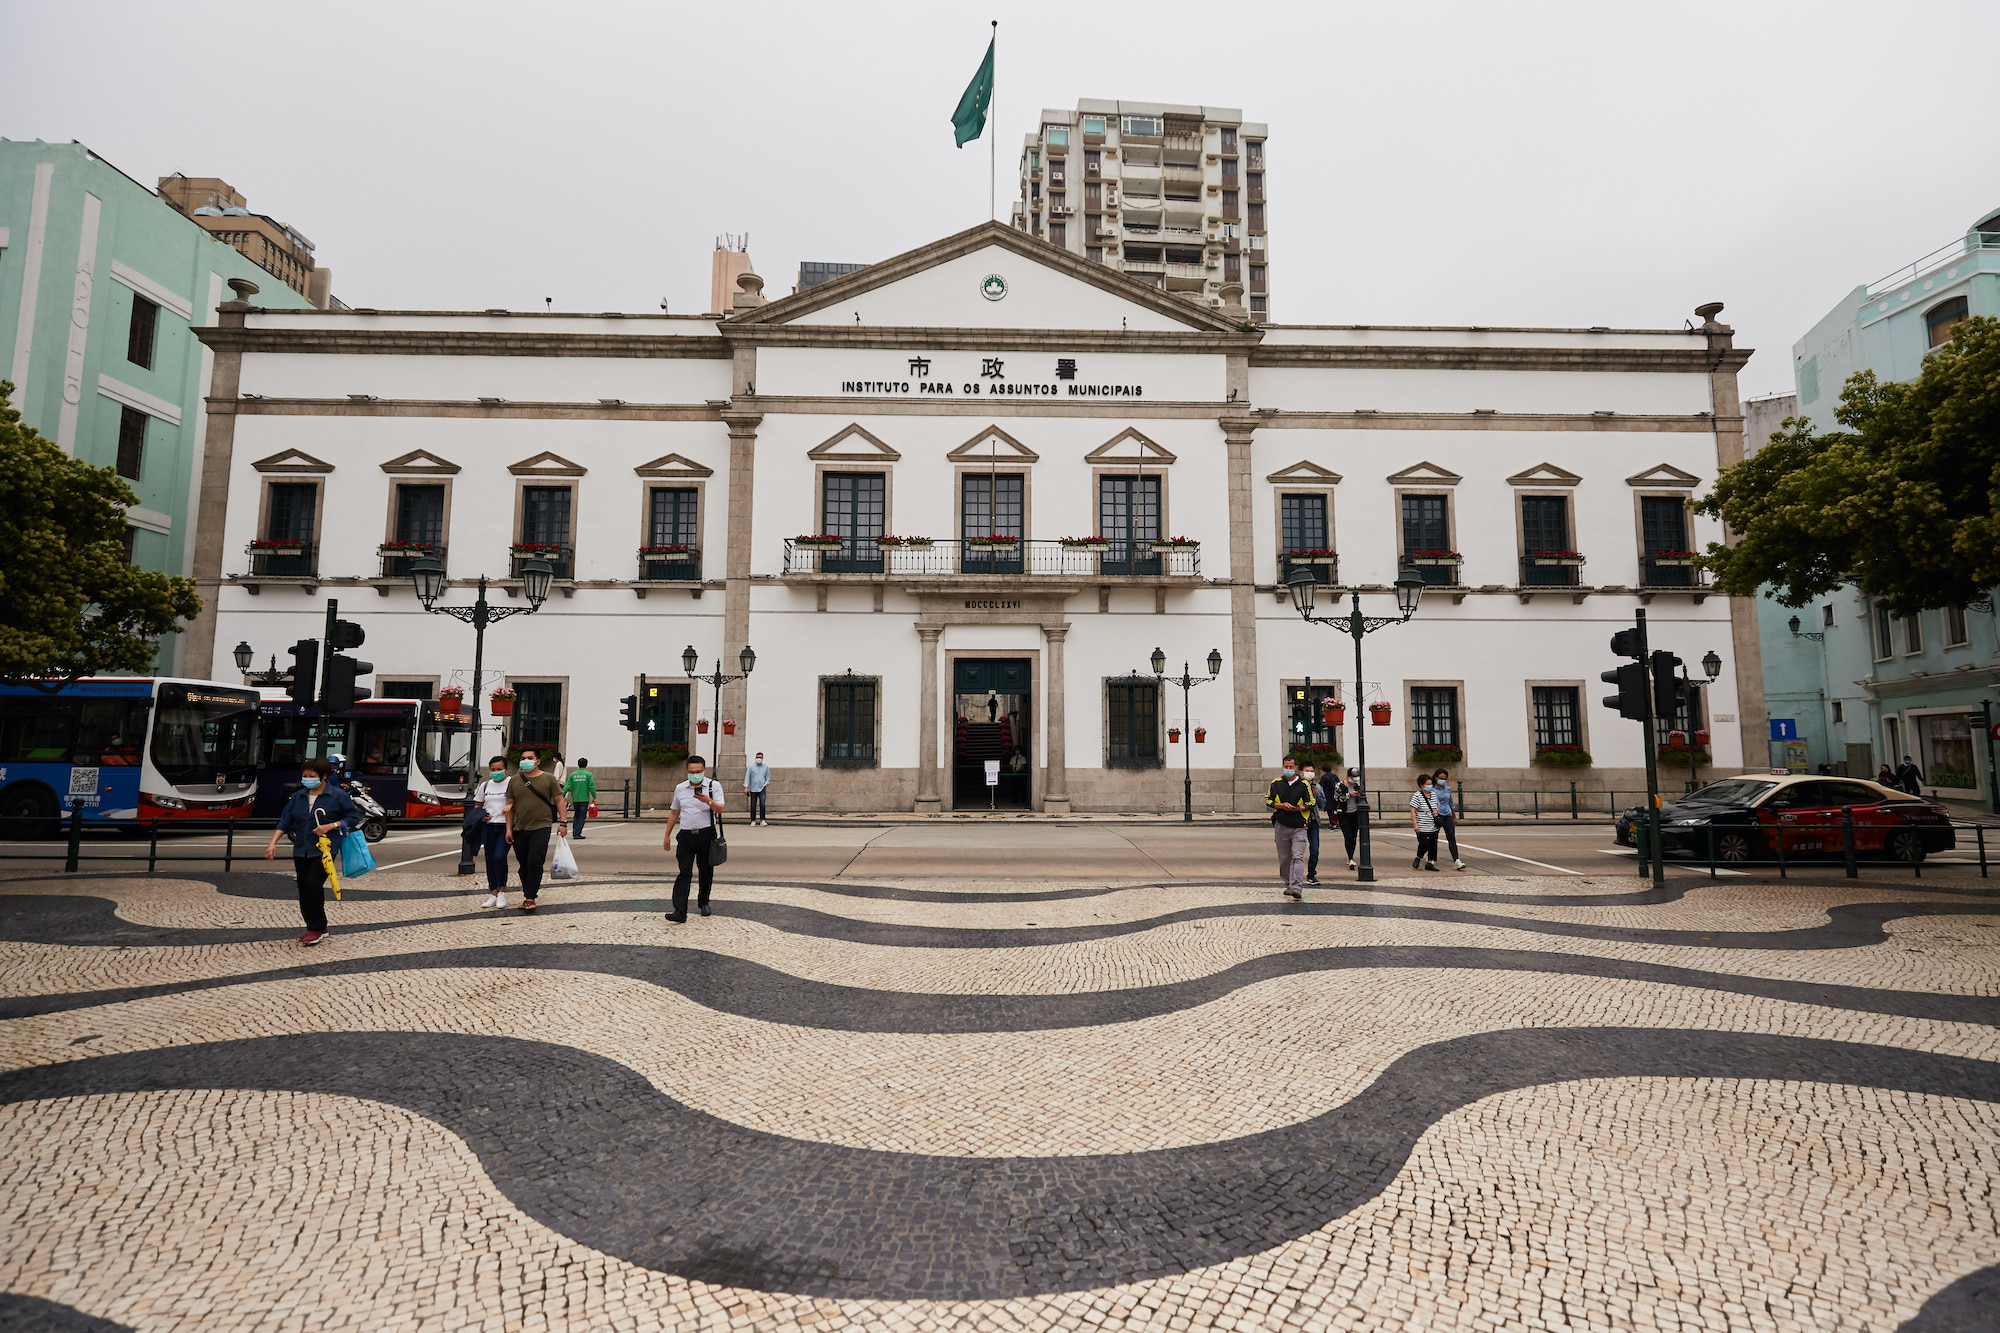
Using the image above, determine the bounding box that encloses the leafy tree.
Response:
[0,382,203,690]
[1692,315,2000,616]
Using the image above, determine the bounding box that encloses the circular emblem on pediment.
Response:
[980,273,1008,302]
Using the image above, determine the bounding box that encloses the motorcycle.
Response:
[338,776,390,844]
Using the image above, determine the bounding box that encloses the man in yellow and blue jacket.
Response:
[1266,757,1318,900]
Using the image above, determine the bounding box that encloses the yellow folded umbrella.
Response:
[316,831,343,900]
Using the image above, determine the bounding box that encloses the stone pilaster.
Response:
[180,287,253,679]
[718,408,762,783]
[1223,405,1264,812]
[1042,623,1071,813]
[915,626,943,813]
[1699,303,1768,771]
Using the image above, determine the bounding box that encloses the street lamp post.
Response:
[1283,564,1427,883]
[410,559,553,874]
[231,641,293,687]
[684,643,757,789]
[1149,645,1223,822]
[1695,648,1723,792]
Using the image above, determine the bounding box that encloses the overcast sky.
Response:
[4,0,1991,400]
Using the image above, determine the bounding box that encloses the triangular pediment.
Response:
[731,222,1244,334]
[380,448,461,476]
[1085,428,1177,466]
[1505,462,1583,487]
[1265,460,1343,485]
[507,451,587,477]
[1625,462,1702,488]
[251,448,333,474]
[1385,460,1462,487]
[808,423,901,462]
[633,452,715,478]
[946,426,1039,463]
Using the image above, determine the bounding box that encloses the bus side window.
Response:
[0,697,81,763]
[74,699,144,765]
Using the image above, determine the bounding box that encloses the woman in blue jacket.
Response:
[263,756,360,946]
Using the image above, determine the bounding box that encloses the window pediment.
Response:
[251,448,334,474]
[380,449,461,476]
[1386,461,1462,486]
[507,451,587,477]
[1085,427,1176,465]
[808,423,902,462]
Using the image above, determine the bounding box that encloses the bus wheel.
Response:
[362,817,387,844]
[0,784,60,841]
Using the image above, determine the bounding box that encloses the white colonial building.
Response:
[184,223,1761,813]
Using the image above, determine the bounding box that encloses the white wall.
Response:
[787,246,1193,331]
[238,352,731,403]
[1248,367,1713,415]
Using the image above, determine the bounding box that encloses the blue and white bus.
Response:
[0,678,261,834]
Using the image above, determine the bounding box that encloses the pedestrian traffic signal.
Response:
[285,639,318,706]
[1651,650,1684,718]
[328,619,366,651]
[1609,629,1644,660]
[1600,662,1648,721]
[618,695,639,731]
[321,655,374,711]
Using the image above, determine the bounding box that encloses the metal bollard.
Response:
[1533,789,1540,819]
[1775,823,1786,879]
[1841,807,1858,880]
[224,818,235,873]
[1635,819,1649,879]
[1570,782,1579,820]
[63,802,83,874]
[1707,823,1717,880]
[147,820,160,874]
[1979,825,1988,879]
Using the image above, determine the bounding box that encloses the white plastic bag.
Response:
[550,833,580,881]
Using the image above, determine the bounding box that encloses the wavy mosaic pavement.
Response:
[3,865,1998,1328]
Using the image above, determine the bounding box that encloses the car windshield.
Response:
[151,685,259,786]
[1684,778,1779,806]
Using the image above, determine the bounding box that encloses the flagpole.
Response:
[989,19,997,222]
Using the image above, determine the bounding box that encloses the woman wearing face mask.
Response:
[1409,773,1441,872]
[263,756,361,946]
[473,755,512,908]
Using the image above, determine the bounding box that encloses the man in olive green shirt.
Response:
[564,758,597,840]
[503,749,568,909]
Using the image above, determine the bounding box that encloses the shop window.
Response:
[1916,713,1977,790]
[1106,679,1159,766]
[823,677,877,765]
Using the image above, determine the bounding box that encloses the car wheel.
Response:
[362,817,388,844]
[1614,828,1632,847]
[1886,829,1927,864]
[1715,831,1756,863]
[0,784,61,841]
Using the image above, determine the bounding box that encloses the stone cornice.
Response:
[218,397,726,422]
[1250,344,1753,374]
[737,395,1230,419]
[723,324,1258,353]
[1257,410,1729,433]
[192,326,730,360]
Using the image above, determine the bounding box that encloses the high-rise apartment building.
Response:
[157,174,334,308]
[1012,101,1270,319]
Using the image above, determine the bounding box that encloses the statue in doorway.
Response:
[985,689,999,722]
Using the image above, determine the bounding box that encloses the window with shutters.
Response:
[1106,679,1160,766]
[822,677,878,766]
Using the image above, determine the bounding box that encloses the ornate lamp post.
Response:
[685,643,757,788]
[410,559,553,874]
[1283,564,1427,882]
[231,641,292,686]
[1148,645,1223,822]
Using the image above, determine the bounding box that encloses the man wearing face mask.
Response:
[503,747,568,912]
[472,755,512,908]
[1265,757,1317,901]
[264,756,360,947]
[662,753,725,923]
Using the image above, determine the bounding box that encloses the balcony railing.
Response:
[639,547,702,581]
[1640,554,1704,589]
[248,541,315,577]
[379,545,443,579]
[1520,555,1583,588]
[1865,229,2000,297]
[782,538,1200,578]
[511,545,572,580]
[1280,553,1338,586]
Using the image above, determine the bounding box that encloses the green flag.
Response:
[951,37,994,147]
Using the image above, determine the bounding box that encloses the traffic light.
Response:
[1651,650,1684,719]
[1600,662,1648,721]
[1609,629,1644,660]
[321,655,374,711]
[618,695,639,731]
[328,619,366,651]
[285,639,318,706]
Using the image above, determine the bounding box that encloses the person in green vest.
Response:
[564,758,598,840]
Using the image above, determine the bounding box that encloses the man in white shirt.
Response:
[662,753,725,922]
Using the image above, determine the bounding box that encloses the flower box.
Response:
[1287,549,1338,564]
[437,691,462,715]
[1410,745,1462,765]
[378,542,436,555]
[794,536,845,550]
[1410,551,1461,566]
[1286,744,1343,768]
[1150,537,1199,552]
[487,693,515,718]
[967,535,1020,548]
[639,545,695,559]
[249,539,306,551]
[1532,744,1593,767]
[1649,555,1695,567]
[873,536,905,548]
[1061,536,1112,549]
[639,743,689,767]
[904,537,936,548]
[1529,551,1586,567]
[1657,747,1712,768]
[1323,701,1346,727]
[1368,702,1394,726]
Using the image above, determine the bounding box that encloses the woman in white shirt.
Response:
[474,755,512,908]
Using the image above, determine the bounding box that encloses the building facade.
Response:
[185,223,1758,812]
[1754,207,2000,813]
[157,174,334,309]
[1014,102,1271,320]
[0,139,319,671]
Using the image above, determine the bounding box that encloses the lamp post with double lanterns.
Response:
[1282,564,1428,882]
[1690,648,1723,791]
[684,643,757,789]
[231,641,293,687]
[1147,645,1223,822]
[409,559,554,874]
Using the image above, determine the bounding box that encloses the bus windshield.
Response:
[417,714,475,788]
[151,685,259,786]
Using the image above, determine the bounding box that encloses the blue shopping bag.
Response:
[340,827,377,879]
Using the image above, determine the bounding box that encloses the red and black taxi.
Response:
[1614,773,1957,862]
